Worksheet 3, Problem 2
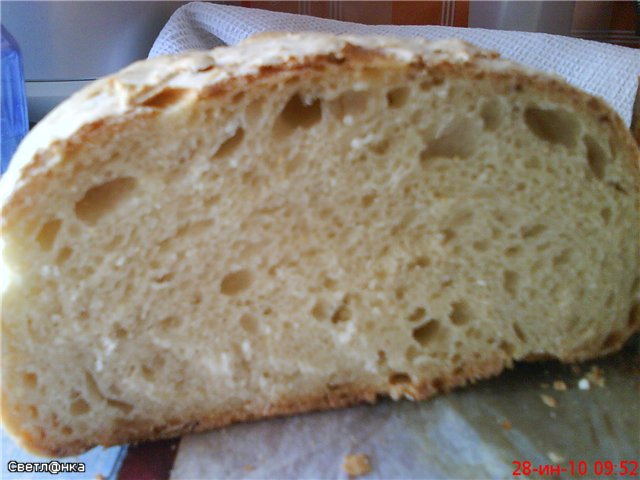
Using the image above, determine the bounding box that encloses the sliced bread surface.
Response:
[1,33,639,456]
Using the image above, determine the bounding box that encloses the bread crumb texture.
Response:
[1,33,639,456]
[342,454,372,478]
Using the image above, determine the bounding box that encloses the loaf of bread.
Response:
[1,33,638,457]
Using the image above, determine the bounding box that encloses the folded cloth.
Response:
[150,2,639,126]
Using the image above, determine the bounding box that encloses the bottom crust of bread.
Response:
[11,355,508,457]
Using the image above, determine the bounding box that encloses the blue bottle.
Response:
[1,25,29,174]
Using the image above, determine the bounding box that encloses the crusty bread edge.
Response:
[12,355,507,457]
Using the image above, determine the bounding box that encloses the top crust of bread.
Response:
[1,33,639,457]
[2,33,638,213]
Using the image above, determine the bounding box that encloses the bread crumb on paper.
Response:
[342,454,372,478]
[540,394,557,408]
[547,451,565,463]
[95,475,106,480]
[585,365,605,387]
[243,464,255,472]
[552,380,567,391]
[500,419,512,430]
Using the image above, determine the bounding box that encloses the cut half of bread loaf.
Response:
[1,33,639,457]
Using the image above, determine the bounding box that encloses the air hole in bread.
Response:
[492,209,511,227]
[323,277,337,290]
[331,298,352,324]
[311,300,330,321]
[330,90,368,120]
[141,364,155,381]
[61,426,73,436]
[158,221,214,254]
[608,181,628,194]
[441,228,456,245]
[473,240,489,252]
[29,405,39,420]
[153,272,174,284]
[231,92,245,105]
[143,355,166,381]
[524,106,579,147]
[600,207,611,225]
[69,397,91,416]
[420,76,444,90]
[388,372,411,385]
[395,287,406,300]
[503,270,519,297]
[370,139,390,155]
[408,307,426,322]
[74,177,138,225]
[190,292,202,306]
[420,117,479,160]
[405,345,421,362]
[412,319,441,346]
[521,224,546,239]
[499,341,515,357]
[245,99,264,126]
[277,93,322,132]
[479,97,503,131]
[584,135,609,180]
[108,383,122,395]
[377,350,388,368]
[106,234,124,251]
[113,323,127,339]
[239,314,258,334]
[159,315,181,331]
[432,377,446,391]
[605,292,614,308]
[361,193,376,207]
[524,157,542,170]
[449,301,472,326]
[449,209,474,228]
[552,249,571,267]
[386,86,410,108]
[36,219,62,251]
[505,245,521,257]
[213,128,244,158]
[409,256,430,269]
[203,195,221,210]
[107,398,133,414]
[466,327,481,340]
[282,156,301,176]
[141,87,192,109]
[56,246,73,265]
[513,323,527,342]
[536,241,551,253]
[220,269,253,296]
[23,372,38,389]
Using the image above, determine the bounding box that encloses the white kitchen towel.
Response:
[150,3,639,126]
